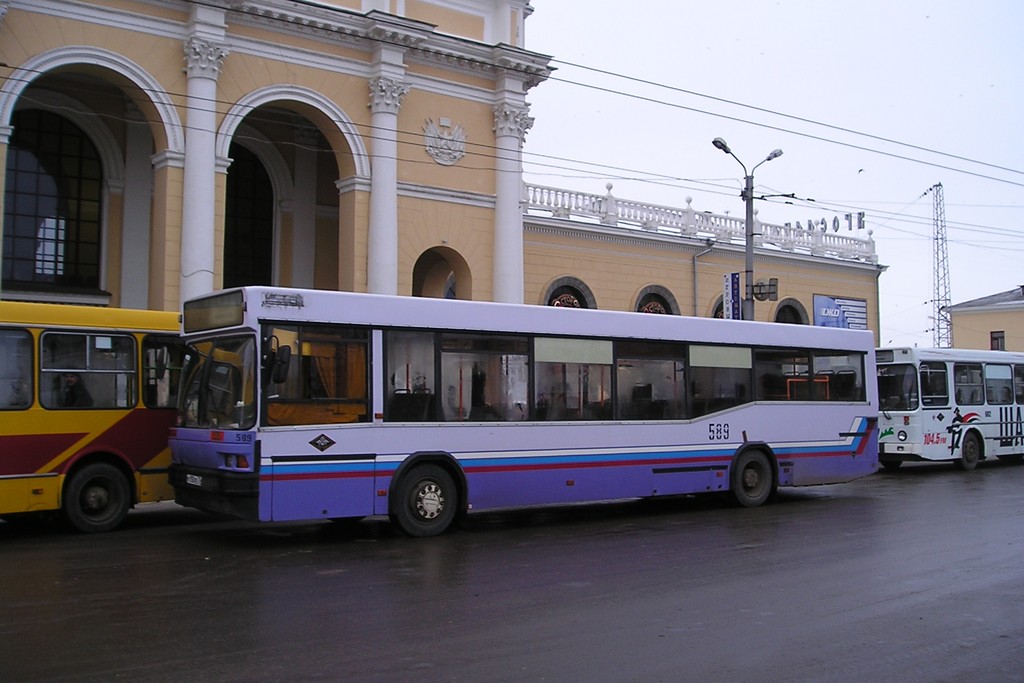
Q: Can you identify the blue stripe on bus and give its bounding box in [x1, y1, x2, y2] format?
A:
[261, 416, 874, 482]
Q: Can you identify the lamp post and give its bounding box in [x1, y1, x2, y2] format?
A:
[711, 137, 783, 321]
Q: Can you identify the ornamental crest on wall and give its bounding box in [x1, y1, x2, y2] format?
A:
[423, 117, 466, 166]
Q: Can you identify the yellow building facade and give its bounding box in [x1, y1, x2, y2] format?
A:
[0, 0, 883, 339]
[948, 287, 1024, 351]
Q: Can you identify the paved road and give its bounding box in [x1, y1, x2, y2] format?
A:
[2, 461, 1023, 682]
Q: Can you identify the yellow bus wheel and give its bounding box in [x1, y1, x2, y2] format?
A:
[63, 463, 131, 533]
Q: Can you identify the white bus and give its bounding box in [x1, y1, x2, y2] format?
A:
[169, 287, 878, 536]
[876, 347, 1024, 470]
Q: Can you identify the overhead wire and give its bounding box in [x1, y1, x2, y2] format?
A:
[2, 0, 1022, 242]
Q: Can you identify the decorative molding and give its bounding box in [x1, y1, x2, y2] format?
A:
[0, 46, 186, 154]
[423, 117, 466, 166]
[397, 181, 494, 209]
[493, 102, 533, 141]
[368, 76, 408, 114]
[152, 149, 185, 169]
[183, 37, 228, 79]
[217, 84, 371, 178]
[336, 176, 372, 195]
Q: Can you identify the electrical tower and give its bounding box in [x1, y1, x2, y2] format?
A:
[930, 183, 952, 348]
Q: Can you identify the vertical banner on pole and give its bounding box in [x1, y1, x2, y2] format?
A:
[723, 273, 740, 320]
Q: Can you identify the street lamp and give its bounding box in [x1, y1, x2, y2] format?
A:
[711, 137, 783, 321]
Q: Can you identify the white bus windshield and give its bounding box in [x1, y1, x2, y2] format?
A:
[877, 363, 918, 411]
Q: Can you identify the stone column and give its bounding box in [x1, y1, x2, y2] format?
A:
[492, 102, 533, 304]
[366, 75, 407, 295]
[180, 30, 227, 302]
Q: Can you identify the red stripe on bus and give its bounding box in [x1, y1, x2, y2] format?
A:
[69, 409, 178, 470]
[0, 433, 88, 475]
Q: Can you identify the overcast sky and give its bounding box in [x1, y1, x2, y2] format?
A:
[520, 0, 1023, 347]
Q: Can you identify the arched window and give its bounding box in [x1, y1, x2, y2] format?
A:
[774, 299, 808, 324]
[635, 286, 679, 315]
[3, 110, 103, 292]
[638, 294, 668, 314]
[549, 285, 585, 308]
[544, 277, 597, 309]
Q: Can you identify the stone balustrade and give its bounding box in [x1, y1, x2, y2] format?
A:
[523, 182, 877, 264]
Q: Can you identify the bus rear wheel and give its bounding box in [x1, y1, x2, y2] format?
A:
[955, 432, 981, 471]
[63, 463, 131, 533]
[390, 464, 457, 537]
[731, 450, 774, 507]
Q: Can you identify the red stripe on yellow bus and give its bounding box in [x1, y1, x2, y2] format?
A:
[66, 409, 178, 471]
[0, 433, 88, 475]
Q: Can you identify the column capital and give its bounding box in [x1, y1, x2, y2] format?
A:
[184, 37, 228, 79]
[368, 76, 409, 115]
[493, 102, 534, 142]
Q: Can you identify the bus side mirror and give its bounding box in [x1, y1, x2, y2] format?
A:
[271, 345, 291, 384]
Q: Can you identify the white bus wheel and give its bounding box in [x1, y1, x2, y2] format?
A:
[390, 464, 458, 537]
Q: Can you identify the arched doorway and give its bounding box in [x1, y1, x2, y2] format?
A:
[224, 142, 274, 288]
[412, 247, 471, 299]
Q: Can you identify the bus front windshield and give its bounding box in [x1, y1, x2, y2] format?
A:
[178, 336, 257, 429]
[877, 363, 918, 411]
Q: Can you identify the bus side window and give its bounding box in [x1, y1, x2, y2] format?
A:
[1015, 366, 1024, 404]
[440, 333, 528, 422]
[385, 331, 436, 422]
[143, 336, 186, 408]
[689, 345, 752, 416]
[754, 348, 807, 401]
[615, 340, 687, 420]
[919, 362, 949, 407]
[984, 364, 1013, 406]
[534, 338, 612, 421]
[40, 332, 136, 409]
[0, 328, 33, 409]
[953, 363, 984, 406]
[264, 324, 369, 426]
[812, 351, 866, 402]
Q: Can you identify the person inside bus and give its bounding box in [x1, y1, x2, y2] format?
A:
[58, 372, 93, 407]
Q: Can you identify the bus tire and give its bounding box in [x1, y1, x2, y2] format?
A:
[955, 432, 981, 471]
[731, 450, 773, 507]
[880, 460, 903, 471]
[63, 462, 131, 533]
[390, 464, 457, 537]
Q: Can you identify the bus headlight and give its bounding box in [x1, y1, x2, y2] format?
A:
[897, 431, 907, 441]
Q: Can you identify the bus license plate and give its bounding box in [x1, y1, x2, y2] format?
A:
[186, 474, 202, 487]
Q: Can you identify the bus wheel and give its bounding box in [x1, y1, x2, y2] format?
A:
[955, 433, 981, 471]
[881, 460, 903, 471]
[731, 450, 773, 507]
[390, 464, 457, 537]
[63, 463, 131, 533]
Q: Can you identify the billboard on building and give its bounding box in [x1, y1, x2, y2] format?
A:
[814, 294, 867, 329]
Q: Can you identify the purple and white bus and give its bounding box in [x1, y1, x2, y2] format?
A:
[169, 287, 878, 536]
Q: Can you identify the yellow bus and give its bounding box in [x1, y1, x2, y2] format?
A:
[0, 301, 184, 532]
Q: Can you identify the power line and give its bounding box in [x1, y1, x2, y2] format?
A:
[4, 1, 1023, 241]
